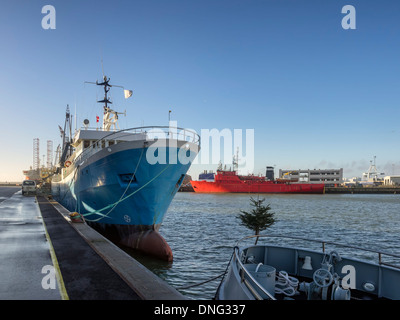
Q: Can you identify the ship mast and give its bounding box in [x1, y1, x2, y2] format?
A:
[232, 147, 239, 173]
[86, 75, 126, 131]
[58, 105, 73, 167]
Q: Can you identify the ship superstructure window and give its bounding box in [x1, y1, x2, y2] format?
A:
[84, 140, 90, 149]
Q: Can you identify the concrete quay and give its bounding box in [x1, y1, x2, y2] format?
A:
[0, 187, 184, 300]
[178, 185, 400, 194]
[325, 186, 400, 194]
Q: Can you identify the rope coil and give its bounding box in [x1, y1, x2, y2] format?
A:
[275, 270, 299, 296]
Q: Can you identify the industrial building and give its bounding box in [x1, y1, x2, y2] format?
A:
[279, 168, 343, 186]
[383, 176, 400, 186]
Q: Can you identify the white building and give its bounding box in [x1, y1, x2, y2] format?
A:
[383, 176, 400, 186]
[278, 168, 343, 186]
[342, 177, 361, 186]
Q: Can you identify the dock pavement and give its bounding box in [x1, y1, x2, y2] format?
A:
[0, 187, 184, 300]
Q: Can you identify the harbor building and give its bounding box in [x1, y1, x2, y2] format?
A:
[342, 177, 362, 186]
[383, 176, 400, 186]
[279, 168, 343, 186]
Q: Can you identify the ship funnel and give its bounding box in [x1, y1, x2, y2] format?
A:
[266, 166, 274, 181]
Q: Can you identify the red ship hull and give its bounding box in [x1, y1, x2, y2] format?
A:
[191, 171, 325, 194]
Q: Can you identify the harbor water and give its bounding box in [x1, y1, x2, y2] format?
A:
[125, 192, 400, 300]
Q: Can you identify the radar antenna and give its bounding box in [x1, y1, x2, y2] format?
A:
[84, 76, 128, 131]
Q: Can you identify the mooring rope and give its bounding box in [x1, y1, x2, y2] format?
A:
[177, 248, 236, 292]
[177, 273, 226, 290]
[81, 162, 172, 222]
[90, 147, 145, 219]
[57, 145, 171, 223]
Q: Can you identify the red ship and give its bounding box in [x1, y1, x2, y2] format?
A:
[191, 169, 325, 194]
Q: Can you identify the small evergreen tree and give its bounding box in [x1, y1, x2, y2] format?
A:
[237, 197, 276, 244]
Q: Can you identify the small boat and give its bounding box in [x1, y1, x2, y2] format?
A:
[216, 234, 400, 300]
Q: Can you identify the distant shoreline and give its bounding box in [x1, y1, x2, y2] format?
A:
[179, 185, 400, 194]
[3, 183, 399, 194]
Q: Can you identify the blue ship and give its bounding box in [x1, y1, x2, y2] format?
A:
[52, 76, 200, 261]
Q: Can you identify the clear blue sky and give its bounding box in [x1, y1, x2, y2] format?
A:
[0, 0, 399, 181]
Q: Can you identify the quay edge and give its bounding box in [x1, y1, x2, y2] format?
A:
[325, 186, 400, 194]
[40, 195, 186, 300]
[179, 185, 400, 194]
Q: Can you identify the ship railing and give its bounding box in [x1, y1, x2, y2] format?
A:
[137, 125, 200, 145]
[78, 125, 200, 144]
[73, 125, 200, 165]
[236, 234, 400, 270]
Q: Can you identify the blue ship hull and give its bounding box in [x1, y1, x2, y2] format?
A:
[52, 141, 197, 260]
